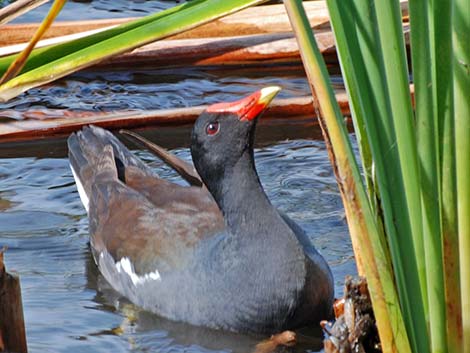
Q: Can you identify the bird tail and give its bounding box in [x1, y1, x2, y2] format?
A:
[67, 125, 154, 212]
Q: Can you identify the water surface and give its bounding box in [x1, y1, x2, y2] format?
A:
[0, 135, 356, 353]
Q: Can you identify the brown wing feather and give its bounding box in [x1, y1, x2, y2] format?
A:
[89, 157, 223, 276]
[69, 125, 224, 276]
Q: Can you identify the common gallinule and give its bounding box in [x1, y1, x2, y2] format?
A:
[68, 86, 334, 334]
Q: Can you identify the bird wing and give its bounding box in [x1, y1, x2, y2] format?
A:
[68, 126, 224, 278]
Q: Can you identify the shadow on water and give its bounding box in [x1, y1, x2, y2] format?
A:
[0, 118, 324, 158]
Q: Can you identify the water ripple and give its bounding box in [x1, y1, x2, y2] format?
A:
[6, 68, 312, 114]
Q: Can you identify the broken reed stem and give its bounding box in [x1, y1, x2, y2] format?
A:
[0, 249, 28, 353]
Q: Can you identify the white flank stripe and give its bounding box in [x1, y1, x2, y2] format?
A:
[115, 257, 161, 286]
[70, 164, 90, 213]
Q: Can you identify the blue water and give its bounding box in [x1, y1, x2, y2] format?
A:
[0, 1, 356, 352]
[9, 0, 174, 23]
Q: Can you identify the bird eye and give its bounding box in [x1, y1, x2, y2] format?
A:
[206, 122, 220, 136]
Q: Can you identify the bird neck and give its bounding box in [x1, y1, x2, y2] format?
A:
[213, 150, 276, 233]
